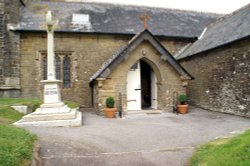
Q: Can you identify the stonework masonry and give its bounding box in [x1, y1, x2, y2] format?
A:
[20, 32, 189, 107]
[0, 4, 4, 85]
[0, 0, 23, 97]
[180, 38, 250, 117]
[93, 41, 186, 114]
[1, 1, 248, 119]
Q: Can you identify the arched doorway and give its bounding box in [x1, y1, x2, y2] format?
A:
[127, 59, 157, 111]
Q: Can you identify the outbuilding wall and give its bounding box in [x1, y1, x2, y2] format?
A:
[180, 38, 250, 117]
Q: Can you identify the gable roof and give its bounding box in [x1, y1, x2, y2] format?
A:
[17, 1, 219, 38]
[90, 29, 193, 83]
[176, 3, 250, 60]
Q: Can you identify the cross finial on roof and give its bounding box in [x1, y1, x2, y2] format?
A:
[140, 12, 151, 29]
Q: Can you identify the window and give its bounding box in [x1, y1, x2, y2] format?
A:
[63, 56, 71, 88]
[72, 14, 90, 25]
[130, 62, 138, 71]
[42, 53, 72, 88]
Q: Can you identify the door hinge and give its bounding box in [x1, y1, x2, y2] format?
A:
[127, 100, 136, 102]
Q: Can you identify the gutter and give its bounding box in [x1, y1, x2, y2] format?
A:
[178, 34, 250, 61]
[13, 29, 198, 40]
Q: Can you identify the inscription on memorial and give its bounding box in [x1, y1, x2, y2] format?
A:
[44, 87, 58, 95]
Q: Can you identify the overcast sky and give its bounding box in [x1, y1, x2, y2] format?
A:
[73, 0, 250, 13]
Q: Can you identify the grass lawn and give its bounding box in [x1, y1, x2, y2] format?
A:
[0, 98, 78, 109]
[190, 130, 250, 166]
[0, 106, 24, 124]
[0, 98, 40, 166]
[0, 124, 36, 166]
[0, 98, 79, 166]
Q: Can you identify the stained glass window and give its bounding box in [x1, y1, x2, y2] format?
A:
[55, 55, 61, 80]
[42, 53, 71, 88]
[43, 56, 47, 80]
[63, 55, 71, 88]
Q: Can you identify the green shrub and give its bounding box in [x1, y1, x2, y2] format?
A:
[106, 96, 115, 108]
[179, 94, 187, 105]
[64, 100, 79, 109]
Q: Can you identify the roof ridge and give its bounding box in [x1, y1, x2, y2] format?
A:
[177, 3, 250, 60]
[21, 1, 219, 38]
[205, 3, 250, 29]
[43, 0, 222, 16]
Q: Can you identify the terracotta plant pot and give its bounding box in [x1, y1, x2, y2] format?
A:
[103, 108, 117, 118]
[178, 104, 188, 114]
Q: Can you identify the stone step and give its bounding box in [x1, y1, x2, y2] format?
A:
[20, 109, 77, 122]
[14, 111, 82, 127]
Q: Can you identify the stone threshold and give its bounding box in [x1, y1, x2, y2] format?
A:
[125, 110, 162, 115]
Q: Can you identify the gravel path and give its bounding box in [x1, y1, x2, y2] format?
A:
[25, 107, 250, 166]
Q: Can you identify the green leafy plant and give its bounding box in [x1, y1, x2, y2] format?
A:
[64, 100, 79, 109]
[106, 96, 115, 108]
[179, 94, 187, 105]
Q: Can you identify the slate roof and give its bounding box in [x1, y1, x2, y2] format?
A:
[90, 29, 193, 83]
[176, 3, 250, 60]
[17, 1, 219, 38]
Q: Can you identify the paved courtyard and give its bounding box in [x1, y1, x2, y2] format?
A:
[25, 107, 250, 166]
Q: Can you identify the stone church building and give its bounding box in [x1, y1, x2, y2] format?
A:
[0, 0, 249, 117]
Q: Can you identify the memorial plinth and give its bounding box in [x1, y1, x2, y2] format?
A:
[14, 11, 82, 127]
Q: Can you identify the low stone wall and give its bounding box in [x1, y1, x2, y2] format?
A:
[11, 105, 29, 114]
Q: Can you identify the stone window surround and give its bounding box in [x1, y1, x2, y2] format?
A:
[36, 51, 77, 89]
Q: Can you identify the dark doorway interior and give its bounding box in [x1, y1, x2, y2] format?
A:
[140, 60, 151, 109]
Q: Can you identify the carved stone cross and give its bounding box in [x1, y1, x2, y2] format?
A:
[46, 11, 56, 80]
[140, 12, 151, 29]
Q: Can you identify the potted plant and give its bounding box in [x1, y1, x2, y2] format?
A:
[177, 94, 188, 114]
[103, 96, 117, 118]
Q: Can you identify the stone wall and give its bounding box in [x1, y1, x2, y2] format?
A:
[0, 3, 4, 85]
[93, 41, 186, 114]
[20, 32, 189, 107]
[180, 38, 250, 117]
[0, 0, 22, 97]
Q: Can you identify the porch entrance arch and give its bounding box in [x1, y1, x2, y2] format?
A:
[126, 59, 160, 111]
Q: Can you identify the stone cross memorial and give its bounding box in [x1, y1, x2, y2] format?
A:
[41, 11, 64, 111]
[14, 11, 82, 127]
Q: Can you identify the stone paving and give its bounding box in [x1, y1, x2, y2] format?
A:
[25, 107, 250, 166]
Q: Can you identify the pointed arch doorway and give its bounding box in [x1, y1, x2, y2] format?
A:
[127, 59, 157, 111]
